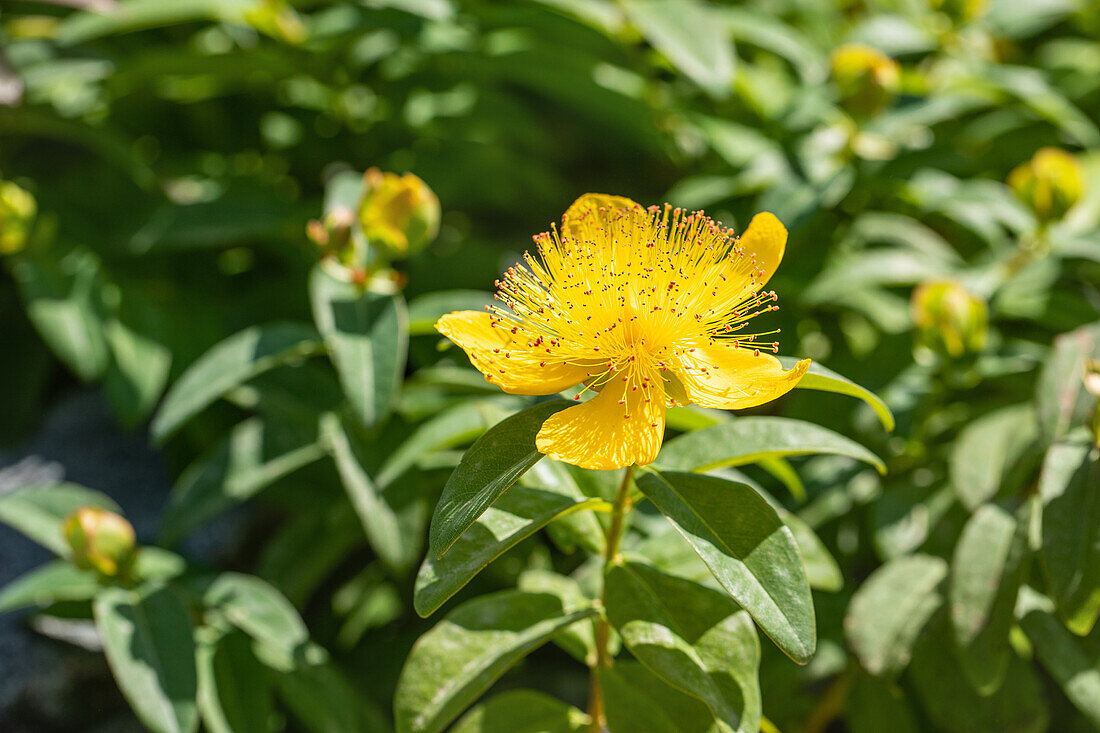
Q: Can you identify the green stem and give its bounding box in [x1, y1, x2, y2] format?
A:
[587, 464, 637, 732]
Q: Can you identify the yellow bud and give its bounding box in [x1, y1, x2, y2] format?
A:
[0, 180, 37, 255]
[62, 507, 136, 578]
[358, 168, 441, 259]
[911, 280, 988, 358]
[1008, 148, 1085, 224]
[829, 44, 900, 118]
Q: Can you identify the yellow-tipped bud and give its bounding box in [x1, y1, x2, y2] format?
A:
[830, 44, 901, 118]
[1008, 148, 1085, 224]
[911, 280, 988, 358]
[358, 168, 440, 259]
[0, 180, 37, 255]
[62, 507, 136, 578]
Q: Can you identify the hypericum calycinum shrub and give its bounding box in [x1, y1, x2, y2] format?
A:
[394, 194, 890, 733]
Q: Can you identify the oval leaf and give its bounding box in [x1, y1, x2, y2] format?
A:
[428, 400, 572, 557]
[1039, 434, 1100, 635]
[605, 562, 761, 733]
[656, 416, 885, 475]
[152, 322, 320, 444]
[202, 572, 309, 672]
[414, 483, 603, 617]
[0, 561, 99, 613]
[395, 590, 597, 733]
[0, 482, 120, 555]
[94, 584, 198, 733]
[949, 404, 1039, 510]
[779, 357, 895, 431]
[451, 690, 589, 733]
[950, 504, 1029, 693]
[309, 266, 407, 429]
[636, 470, 816, 663]
[160, 417, 326, 547]
[322, 412, 405, 572]
[845, 554, 947, 677]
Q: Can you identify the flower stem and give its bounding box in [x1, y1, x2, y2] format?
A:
[587, 464, 637, 732]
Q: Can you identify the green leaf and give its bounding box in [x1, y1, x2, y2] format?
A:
[451, 690, 589, 733]
[321, 412, 405, 572]
[1017, 587, 1100, 728]
[949, 404, 1039, 509]
[378, 397, 520, 489]
[160, 417, 327, 547]
[196, 629, 272, 733]
[622, 0, 734, 99]
[521, 459, 607, 555]
[407, 290, 495, 336]
[202, 573, 309, 672]
[1035, 321, 1100, 444]
[428, 400, 571, 557]
[94, 584, 199, 733]
[152, 322, 320, 444]
[0, 483, 120, 555]
[848, 671, 921, 733]
[636, 470, 815, 663]
[0, 561, 99, 612]
[845, 554, 947, 677]
[950, 504, 1029, 693]
[517, 570, 601, 665]
[1039, 434, 1100, 635]
[104, 317, 172, 426]
[605, 562, 761, 733]
[779, 357, 895, 432]
[656, 416, 884, 475]
[909, 621, 1048, 733]
[600, 661, 726, 733]
[394, 590, 597, 733]
[414, 482, 603, 617]
[277, 658, 392, 733]
[309, 266, 407, 429]
[783, 512, 843, 593]
[13, 250, 109, 382]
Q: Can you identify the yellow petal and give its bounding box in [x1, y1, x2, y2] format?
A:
[536, 369, 665, 470]
[436, 311, 590, 396]
[674, 344, 809, 410]
[738, 212, 788, 293]
[561, 193, 640, 241]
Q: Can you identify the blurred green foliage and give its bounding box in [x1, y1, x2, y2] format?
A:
[2, 0, 1100, 731]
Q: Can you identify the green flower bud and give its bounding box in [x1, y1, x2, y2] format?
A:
[911, 279, 988, 358]
[0, 180, 37, 255]
[62, 507, 136, 578]
[1008, 148, 1085, 224]
[830, 44, 900, 118]
[358, 168, 440, 259]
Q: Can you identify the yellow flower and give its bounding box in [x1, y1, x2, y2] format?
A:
[436, 194, 809, 470]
